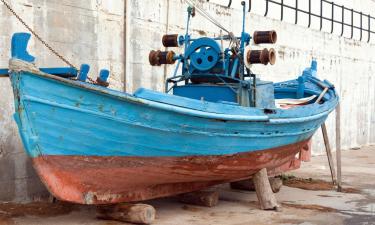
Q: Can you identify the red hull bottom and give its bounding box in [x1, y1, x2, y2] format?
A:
[32, 139, 311, 204]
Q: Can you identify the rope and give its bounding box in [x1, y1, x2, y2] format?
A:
[1, 0, 78, 70]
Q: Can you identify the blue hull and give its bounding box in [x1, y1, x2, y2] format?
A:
[10, 62, 338, 158]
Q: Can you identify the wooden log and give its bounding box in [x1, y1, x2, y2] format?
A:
[253, 168, 279, 210]
[269, 177, 283, 193]
[321, 123, 337, 185]
[336, 103, 342, 192]
[178, 190, 219, 207]
[230, 177, 283, 193]
[96, 203, 156, 224]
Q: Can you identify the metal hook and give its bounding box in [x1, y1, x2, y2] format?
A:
[264, 0, 269, 16]
[228, 0, 232, 8]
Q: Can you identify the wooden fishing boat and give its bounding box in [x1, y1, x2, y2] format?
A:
[2, 3, 338, 205]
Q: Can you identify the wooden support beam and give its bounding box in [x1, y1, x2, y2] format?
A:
[321, 122, 337, 185]
[253, 168, 279, 210]
[96, 203, 156, 224]
[178, 190, 219, 207]
[336, 103, 342, 192]
[230, 177, 283, 193]
[269, 177, 283, 193]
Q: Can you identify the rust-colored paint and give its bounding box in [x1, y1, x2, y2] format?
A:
[300, 140, 312, 162]
[32, 139, 310, 205]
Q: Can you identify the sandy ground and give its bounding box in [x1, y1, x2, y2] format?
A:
[0, 146, 374, 225]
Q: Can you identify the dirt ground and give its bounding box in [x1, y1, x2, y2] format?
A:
[0, 146, 374, 225]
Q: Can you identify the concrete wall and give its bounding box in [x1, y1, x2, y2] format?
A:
[0, 0, 124, 202]
[0, 0, 374, 202]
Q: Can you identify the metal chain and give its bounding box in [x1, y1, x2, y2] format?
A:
[1, 0, 78, 70]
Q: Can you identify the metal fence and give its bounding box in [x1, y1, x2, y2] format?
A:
[207, 0, 375, 43]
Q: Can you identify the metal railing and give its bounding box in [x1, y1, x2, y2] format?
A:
[206, 0, 375, 43]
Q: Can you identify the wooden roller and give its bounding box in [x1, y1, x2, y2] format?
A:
[162, 34, 180, 47]
[253, 30, 277, 44]
[149, 50, 176, 66]
[246, 48, 276, 65]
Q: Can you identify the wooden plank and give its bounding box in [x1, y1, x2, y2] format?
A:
[0, 67, 77, 78]
[178, 190, 219, 207]
[39, 67, 78, 78]
[321, 123, 337, 185]
[336, 103, 342, 192]
[315, 86, 337, 185]
[96, 203, 156, 224]
[253, 168, 279, 210]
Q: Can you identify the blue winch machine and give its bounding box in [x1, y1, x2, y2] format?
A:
[149, 1, 278, 108]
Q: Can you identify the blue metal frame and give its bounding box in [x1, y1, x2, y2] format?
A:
[165, 2, 253, 98]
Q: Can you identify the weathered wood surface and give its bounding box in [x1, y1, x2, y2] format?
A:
[230, 177, 283, 193]
[178, 190, 219, 207]
[96, 203, 156, 224]
[336, 103, 342, 192]
[32, 139, 309, 204]
[321, 123, 337, 185]
[253, 168, 279, 210]
[269, 177, 283, 193]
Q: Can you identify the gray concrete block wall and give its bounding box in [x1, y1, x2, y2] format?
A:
[0, 0, 124, 202]
[0, 0, 374, 202]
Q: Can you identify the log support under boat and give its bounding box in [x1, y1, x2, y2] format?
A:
[230, 177, 283, 193]
[253, 168, 280, 210]
[177, 190, 219, 207]
[96, 203, 156, 225]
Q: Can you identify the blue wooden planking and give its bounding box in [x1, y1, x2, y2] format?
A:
[173, 85, 237, 103]
[1, 68, 77, 78]
[134, 87, 267, 117]
[10, 70, 338, 158]
[0, 69, 9, 76]
[39, 67, 78, 78]
[11, 33, 35, 63]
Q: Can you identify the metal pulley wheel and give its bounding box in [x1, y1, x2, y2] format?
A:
[185, 37, 221, 71]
